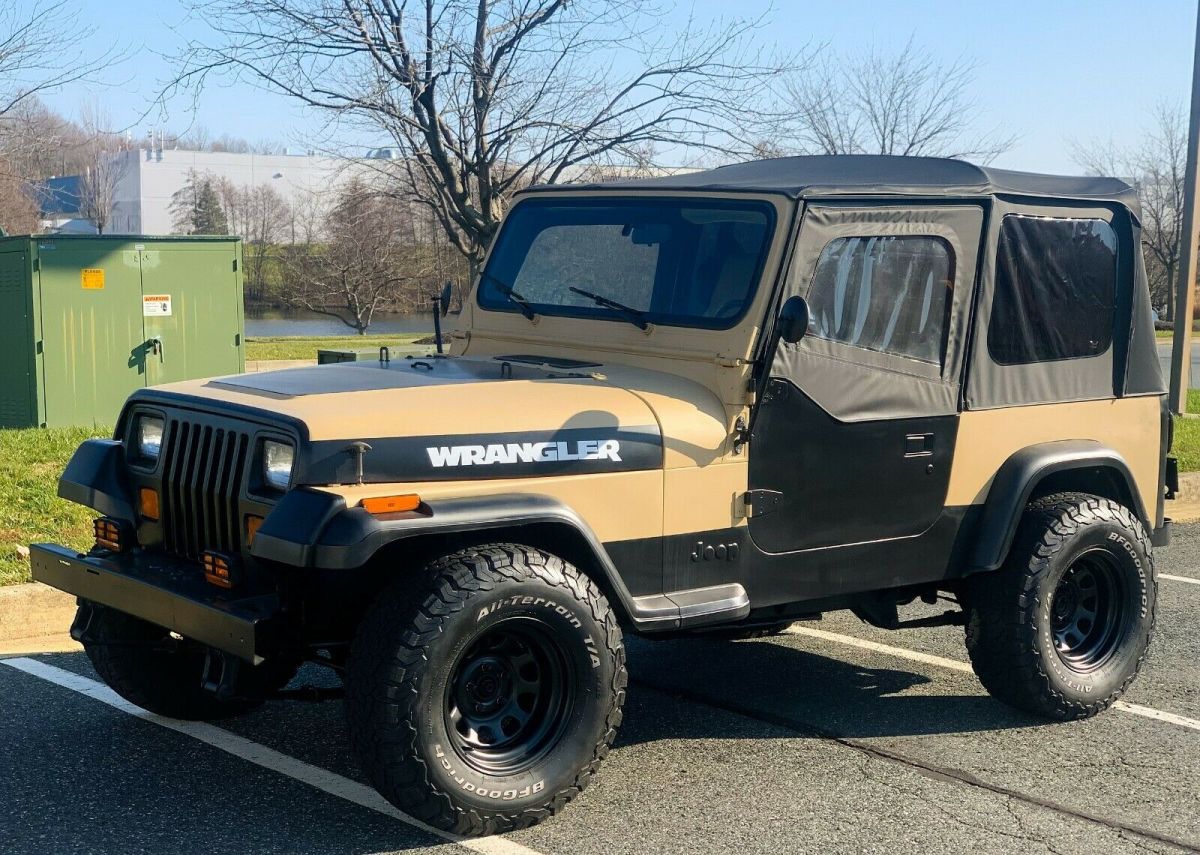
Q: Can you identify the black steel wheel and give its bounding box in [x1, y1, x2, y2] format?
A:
[446, 619, 574, 775]
[963, 493, 1156, 720]
[345, 544, 626, 836]
[1050, 550, 1131, 672]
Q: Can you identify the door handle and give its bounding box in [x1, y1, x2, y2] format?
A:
[904, 433, 934, 457]
[148, 338, 164, 363]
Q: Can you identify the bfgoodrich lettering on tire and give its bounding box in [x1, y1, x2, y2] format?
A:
[345, 544, 627, 835]
[962, 493, 1157, 720]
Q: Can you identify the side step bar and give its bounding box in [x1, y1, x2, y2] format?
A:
[631, 584, 750, 632]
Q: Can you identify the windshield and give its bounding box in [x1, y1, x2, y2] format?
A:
[478, 197, 775, 329]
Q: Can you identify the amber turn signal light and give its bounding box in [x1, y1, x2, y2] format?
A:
[201, 551, 235, 589]
[245, 514, 264, 546]
[138, 487, 160, 521]
[360, 494, 422, 515]
[93, 517, 130, 552]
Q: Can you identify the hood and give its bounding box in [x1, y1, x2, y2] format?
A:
[134, 354, 681, 485]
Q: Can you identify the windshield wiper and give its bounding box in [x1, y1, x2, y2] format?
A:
[568, 286, 650, 331]
[481, 270, 536, 320]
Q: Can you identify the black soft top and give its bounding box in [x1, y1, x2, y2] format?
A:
[525, 155, 1138, 208]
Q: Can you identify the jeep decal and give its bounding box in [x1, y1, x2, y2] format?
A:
[427, 439, 621, 468]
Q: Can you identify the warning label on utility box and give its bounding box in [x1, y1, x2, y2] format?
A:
[142, 295, 172, 316]
[81, 269, 104, 290]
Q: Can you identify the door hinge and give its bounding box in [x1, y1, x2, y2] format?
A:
[742, 489, 782, 518]
[32, 258, 40, 272]
[232, 258, 238, 272]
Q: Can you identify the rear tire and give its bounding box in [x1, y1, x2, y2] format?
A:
[962, 493, 1156, 720]
[81, 603, 298, 720]
[345, 543, 626, 835]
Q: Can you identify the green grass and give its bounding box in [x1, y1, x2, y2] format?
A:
[1173, 390, 1200, 473]
[0, 426, 110, 586]
[245, 334, 429, 362]
[1155, 325, 1200, 339]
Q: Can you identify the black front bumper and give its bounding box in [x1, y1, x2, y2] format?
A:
[30, 544, 282, 663]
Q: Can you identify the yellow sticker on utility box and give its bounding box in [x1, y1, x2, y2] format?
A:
[81, 268, 104, 290]
[142, 295, 172, 316]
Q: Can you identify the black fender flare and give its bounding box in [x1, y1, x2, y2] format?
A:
[57, 439, 134, 521]
[250, 488, 657, 626]
[966, 440, 1151, 573]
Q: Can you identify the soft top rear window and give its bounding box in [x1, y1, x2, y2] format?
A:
[478, 197, 774, 330]
[987, 215, 1118, 365]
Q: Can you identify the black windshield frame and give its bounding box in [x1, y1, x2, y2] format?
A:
[477, 196, 777, 330]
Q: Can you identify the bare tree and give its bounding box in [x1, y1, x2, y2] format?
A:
[239, 184, 292, 302]
[780, 39, 1013, 161]
[76, 107, 127, 234]
[284, 179, 431, 334]
[1073, 103, 1185, 319]
[0, 98, 91, 180]
[173, 0, 799, 273]
[0, 1, 115, 120]
[0, 155, 38, 234]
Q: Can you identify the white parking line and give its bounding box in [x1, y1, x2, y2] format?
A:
[1162, 573, 1200, 586]
[785, 626, 1200, 734]
[0, 657, 544, 855]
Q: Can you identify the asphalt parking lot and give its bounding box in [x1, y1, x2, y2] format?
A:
[3, 528, 1199, 855]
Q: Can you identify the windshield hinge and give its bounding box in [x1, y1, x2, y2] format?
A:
[732, 415, 750, 455]
[715, 354, 748, 367]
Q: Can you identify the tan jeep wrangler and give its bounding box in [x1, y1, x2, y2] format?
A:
[32, 155, 1174, 834]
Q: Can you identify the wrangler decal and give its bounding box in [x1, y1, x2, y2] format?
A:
[427, 439, 621, 468]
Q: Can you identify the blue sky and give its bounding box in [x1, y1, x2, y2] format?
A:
[32, 0, 1200, 173]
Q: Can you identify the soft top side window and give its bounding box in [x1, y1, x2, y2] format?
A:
[987, 215, 1117, 365]
[805, 235, 954, 365]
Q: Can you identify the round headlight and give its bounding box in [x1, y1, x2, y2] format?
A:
[263, 440, 294, 490]
[136, 416, 164, 460]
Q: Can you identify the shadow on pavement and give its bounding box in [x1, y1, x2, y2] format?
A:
[622, 635, 1046, 742]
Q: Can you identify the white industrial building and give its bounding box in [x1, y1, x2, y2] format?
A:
[106, 147, 372, 235]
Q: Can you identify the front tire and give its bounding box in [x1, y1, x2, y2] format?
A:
[345, 544, 627, 835]
[81, 603, 298, 720]
[962, 493, 1156, 720]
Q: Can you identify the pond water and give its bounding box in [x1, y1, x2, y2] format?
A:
[245, 307, 435, 337]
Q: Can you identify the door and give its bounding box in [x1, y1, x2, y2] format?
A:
[142, 242, 244, 386]
[36, 239, 149, 427]
[748, 204, 984, 554]
[0, 244, 36, 427]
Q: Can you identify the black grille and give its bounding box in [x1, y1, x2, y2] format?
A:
[160, 418, 251, 560]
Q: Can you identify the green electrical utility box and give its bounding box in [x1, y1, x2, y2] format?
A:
[0, 235, 245, 428]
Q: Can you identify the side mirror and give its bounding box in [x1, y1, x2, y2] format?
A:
[777, 295, 810, 344]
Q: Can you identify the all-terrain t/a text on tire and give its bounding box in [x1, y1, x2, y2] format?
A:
[345, 544, 627, 835]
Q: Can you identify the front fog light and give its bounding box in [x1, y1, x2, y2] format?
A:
[136, 416, 164, 460]
[263, 440, 294, 490]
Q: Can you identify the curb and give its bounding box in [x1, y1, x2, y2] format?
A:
[0, 582, 77, 644]
[1168, 472, 1200, 525]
